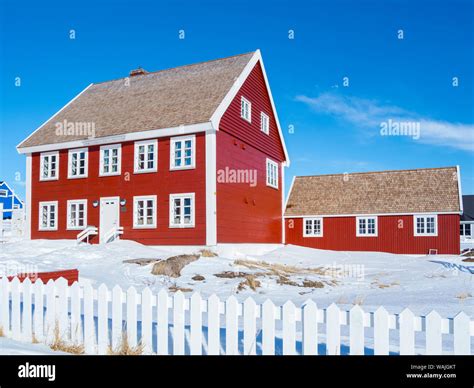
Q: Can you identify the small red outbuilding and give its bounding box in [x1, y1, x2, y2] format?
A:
[284, 167, 462, 255]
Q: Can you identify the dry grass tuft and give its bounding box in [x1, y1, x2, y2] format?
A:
[0, 326, 4, 337]
[237, 275, 261, 292]
[234, 259, 327, 277]
[353, 296, 366, 306]
[168, 285, 193, 293]
[191, 274, 205, 281]
[31, 332, 40, 344]
[302, 279, 324, 288]
[49, 325, 85, 354]
[108, 332, 144, 355]
[455, 292, 472, 300]
[199, 249, 218, 258]
[276, 275, 299, 287]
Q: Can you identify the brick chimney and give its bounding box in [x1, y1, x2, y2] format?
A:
[129, 67, 148, 77]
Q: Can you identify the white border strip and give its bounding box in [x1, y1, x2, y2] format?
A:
[284, 211, 461, 218]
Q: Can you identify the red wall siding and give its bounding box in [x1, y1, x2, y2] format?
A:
[31, 134, 207, 245]
[285, 214, 460, 254]
[216, 131, 282, 243]
[216, 61, 286, 243]
[219, 62, 286, 162]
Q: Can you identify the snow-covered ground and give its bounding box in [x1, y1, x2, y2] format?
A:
[0, 337, 65, 355]
[0, 238, 472, 317]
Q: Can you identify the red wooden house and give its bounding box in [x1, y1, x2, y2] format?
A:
[17, 51, 289, 245]
[284, 167, 462, 254]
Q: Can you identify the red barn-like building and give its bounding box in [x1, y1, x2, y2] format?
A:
[284, 167, 462, 255]
[17, 51, 289, 245]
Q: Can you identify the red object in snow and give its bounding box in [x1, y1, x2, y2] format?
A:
[6, 269, 79, 286]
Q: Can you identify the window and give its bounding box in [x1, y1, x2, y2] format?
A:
[13, 204, 20, 210]
[134, 140, 157, 173]
[303, 218, 323, 237]
[266, 158, 278, 189]
[356, 216, 378, 236]
[40, 151, 59, 181]
[0, 189, 7, 197]
[170, 136, 195, 170]
[68, 148, 88, 178]
[414, 215, 437, 236]
[460, 223, 472, 238]
[260, 112, 269, 135]
[67, 200, 87, 230]
[100, 144, 121, 176]
[133, 196, 157, 228]
[39, 201, 58, 231]
[241, 96, 251, 122]
[169, 193, 195, 228]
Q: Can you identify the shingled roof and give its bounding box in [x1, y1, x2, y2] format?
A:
[18, 52, 255, 149]
[285, 167, 461, 216]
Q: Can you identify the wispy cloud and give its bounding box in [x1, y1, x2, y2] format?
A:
[296, 93, 474, 152]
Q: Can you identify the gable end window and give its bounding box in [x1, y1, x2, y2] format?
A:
[303, 217, 323, 237]
[40, 152, 59, 181]
[260, 112, 269, 135]
[133, 196, 157, 228]
[39, 201, 58, 231]
[169, 193, 195, 228]
[240, 97, 251, 123]
[356, 216, 378, 237]
[99, 144, 121, 176]
[414, 215, 438, 236]
[170, 136, 195, 170]
[134, 140, 158, 173]
[266, 159, 279, 189]
[67, 200, 87, 230]
[0, 189, 7, 197]
[68, 148, 88, 178]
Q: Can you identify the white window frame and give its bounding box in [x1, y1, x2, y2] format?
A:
[13, 203, 20, 209]
[0, 189, 7, 197]
[38, 201, 58, 231]
[303, 217, 323, 237]
[67, 199, 88, 230]
[68, 148, 88, 179]
[134, 139, 158, 174]
[460, 222, 473, 238]
[414, 214, 438, 236]
[266, 158, 279, 189]
[241, 96, 251, 123]
[260, 112, 269, 135]
[169, 193, 195, 228]
[99, 144, 122, 176]
[356, 216, 378, 237]
[39, 151, 59, 181]
[133, 195, 157, 229]
[170, 135, 196, 171]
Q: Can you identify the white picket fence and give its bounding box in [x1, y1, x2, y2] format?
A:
[0, 276, 472, 355]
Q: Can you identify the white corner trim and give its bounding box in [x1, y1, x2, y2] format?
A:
[281, 164, 286, 244]
[205, 130, 217, 245]
[25, 154, 32, 239]
[17, 84, 93, 150]
[284, 175, 296, 211]
[457, 165, 463, 214]
[17, 122, 213, 155]
[209, 49, 290, 166]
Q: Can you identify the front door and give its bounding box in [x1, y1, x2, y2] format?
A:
[100, 197, 120, 243]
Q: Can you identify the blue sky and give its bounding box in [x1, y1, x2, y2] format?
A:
[0, 0, 473, 200]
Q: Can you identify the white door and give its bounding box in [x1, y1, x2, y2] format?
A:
[100, 197, 120, 243]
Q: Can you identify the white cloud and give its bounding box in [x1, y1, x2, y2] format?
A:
[296, 92, 474, 152]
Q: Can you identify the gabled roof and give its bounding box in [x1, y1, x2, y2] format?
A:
[0, 181, 24, 203]
[285, 167, 462, 217]
[461, 195, 474, 221]
[18, 52, 255, 149]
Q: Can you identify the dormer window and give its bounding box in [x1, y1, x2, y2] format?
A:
[260, 112, 269, 135]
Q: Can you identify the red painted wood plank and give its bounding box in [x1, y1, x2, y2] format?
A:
[6, 269, 79, 286]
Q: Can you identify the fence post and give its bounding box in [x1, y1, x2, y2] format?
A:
[45, 279, 56, 343]
[56, 278, 68, 341]
[141, 287, 153, 355]
[111, 285, 123, 352]
[282, 301, 296, 355]
[262, 299, 276, 355]
[11, 277, 21, 340]
[157, 289, 169, 355]
[302, 300, 318, 355]
[33, 279, 44, 342]
[350, 305, 365, 355]
[326, 303, 341, 355]
[83, 283, 95, 354]
[172, 291, 185, 355]
[126, 286, 137, 348]
[97, 284, 109, 355]
[425, 310, 442, 355]
[399, 308, 415, 355]
[190, 292, 203, 355]
[70, 282, 81, 344]
[22, 278, 33, 342]
[0, 276, 10, 337]
[453, 312, 470, 355]
[243, 297, 257, 355]
[225, 296, 239, 355]
[207, 294, 221, 355]
[374, 306, 389, 355]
